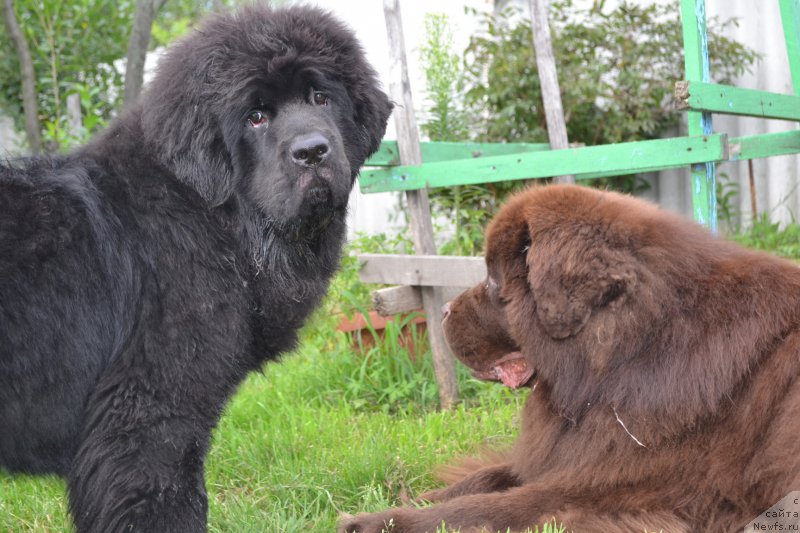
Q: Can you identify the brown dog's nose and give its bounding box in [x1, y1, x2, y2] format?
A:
[441, 301, 451, 319]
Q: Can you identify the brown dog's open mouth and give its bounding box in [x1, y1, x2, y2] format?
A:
[471, 351, 534, 389]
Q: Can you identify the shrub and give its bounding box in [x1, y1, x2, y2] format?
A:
[417, 2, 758, 254]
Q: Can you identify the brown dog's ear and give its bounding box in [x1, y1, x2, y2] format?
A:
[527, 233, 635, 340]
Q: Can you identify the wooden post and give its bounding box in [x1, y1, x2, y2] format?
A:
[748, 159, 757, 220]
[382, 0, 459, 408]
[780, 0, 800, 95]
[681, 0, 717, 232]
[66, 93, 82, 141]
[529, 0, 574, 184]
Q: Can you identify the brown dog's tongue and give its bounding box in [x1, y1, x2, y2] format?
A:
[493, 352, 534, 389]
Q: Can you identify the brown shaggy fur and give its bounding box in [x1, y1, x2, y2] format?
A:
[339, 184, 800, 533]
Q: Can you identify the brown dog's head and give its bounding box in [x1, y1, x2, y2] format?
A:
[443, 185, 642, 389]
[442, 184, 732, 423]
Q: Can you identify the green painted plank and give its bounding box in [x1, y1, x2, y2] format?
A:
[681, 0, 717, 231]
[359, 134, 728, 193]
[676, 81, 800, 121]
[729, 129, 800, 161]
[780, 0, 800, 95]
[365, 141, 550, 167]
[577, 164, 695, 182]
[681, 0, 706, 88]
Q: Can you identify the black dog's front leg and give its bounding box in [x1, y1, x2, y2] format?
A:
[67, 374, 213, 533]
[62, 247, 251, 533]
[66, 311, 246, 532]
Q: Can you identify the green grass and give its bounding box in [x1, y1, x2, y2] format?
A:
[0, 319, 529, 532]
[204, 323, 529, 532]
[731, 215, 800, 260]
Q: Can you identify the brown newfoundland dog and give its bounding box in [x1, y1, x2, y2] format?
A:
[340, 184, 800, 533]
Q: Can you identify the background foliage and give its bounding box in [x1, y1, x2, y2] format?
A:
[418, 13, 493, 256]
[466, 1, 757, 147]
[417, 1, 758, 254]
[0, 0, 134, 148]
[0, 0, 235, 151]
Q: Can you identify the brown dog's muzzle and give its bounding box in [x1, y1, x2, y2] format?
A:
[442, 284, 534, 389]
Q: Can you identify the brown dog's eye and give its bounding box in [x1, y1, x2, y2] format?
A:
[247, 110, 268, 127]
[486, 276, 508, 305]
[313, 91, 329, 106]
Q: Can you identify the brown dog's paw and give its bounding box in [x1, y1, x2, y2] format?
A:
[416, 487, 448, 504]
[337, 512, 395, 533]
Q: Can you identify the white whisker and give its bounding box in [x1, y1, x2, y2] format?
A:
[612, 406, 647, 448]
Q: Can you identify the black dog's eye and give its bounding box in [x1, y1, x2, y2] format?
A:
[247, 110, 268, 127]
[312, 91, 329, 106]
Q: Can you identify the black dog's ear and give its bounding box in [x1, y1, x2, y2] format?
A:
[527, 230, 635, 340]
[140, 42, 236, 208]
[352, 86, 393, 164]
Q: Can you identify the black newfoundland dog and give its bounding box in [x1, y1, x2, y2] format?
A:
[0, 5, 390, 532]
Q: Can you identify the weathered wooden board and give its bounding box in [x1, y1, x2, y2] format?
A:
[676, 81, 800, 122]
[359, 134, 728, 193]
[358, 254, 486, 288]
[383, 0, 458, 408]
[371, 285, 472, 317]
[529, 0, 574, 184]
[780, 0, 800, 94]
[729, 130, 800, 161]
[681, 0, 717, 232]
[366, 141, 550, 167]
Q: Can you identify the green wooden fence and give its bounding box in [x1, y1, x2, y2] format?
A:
[363, 0, 800, 231]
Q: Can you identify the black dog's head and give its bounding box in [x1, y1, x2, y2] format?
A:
[139, 5, 392, 238]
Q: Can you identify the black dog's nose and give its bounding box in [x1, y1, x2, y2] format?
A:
[291, 133, 330, 167]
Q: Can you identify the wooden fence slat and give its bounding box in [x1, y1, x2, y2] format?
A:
[363, 131, 797, 193]
[780, 0, 800, 95]
[729, 130, 800, 161]
[529, 0, 574, 184]
[358, 254, 486, 287]
[66, 93, 82, 140]
[366, 141, 550, 167]
[675, 81, 800, 121]
[372, 285, 473, 317]
[383, 0, 458, 408]
[681, 0, 717, 231]
[360, 134, 728, 193]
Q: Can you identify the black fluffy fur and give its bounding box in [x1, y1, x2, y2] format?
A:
[0, 5, 391, 532]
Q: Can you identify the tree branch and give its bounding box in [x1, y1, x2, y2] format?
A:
[123, 0, 165, 109]
[2, 0, 43, 154]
